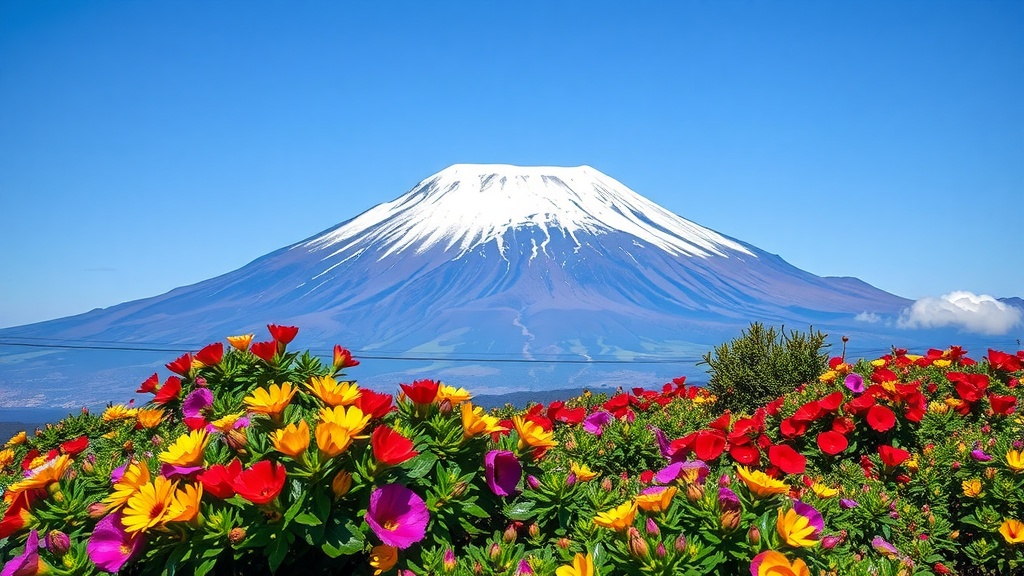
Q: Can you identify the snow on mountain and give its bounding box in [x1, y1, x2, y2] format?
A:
[0, 164, 1014, 408]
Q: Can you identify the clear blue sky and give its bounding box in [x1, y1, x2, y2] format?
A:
[1, 1, 1021, 329]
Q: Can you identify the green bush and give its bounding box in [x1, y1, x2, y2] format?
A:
[700, 322, 829, 414]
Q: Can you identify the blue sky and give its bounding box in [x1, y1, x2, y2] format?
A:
[1, 1, 1021, 329]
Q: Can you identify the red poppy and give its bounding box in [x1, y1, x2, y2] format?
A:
[332, 345, 360, 370]
[0, 489, 43, 539]
[828, 356, 846, 369]
[843, 393, 876, 415]
[865, 405, 896, 432]
[708, 412, 731, 431]
[765, 397, 785, 416]
[903, 391, 927, 423]
[400, 379, 439, 405]
[165, 353, 193, 376]
[729, 442, 761, 466]
[988, 349, 1022, 372]
[355, 390, 394, 419]
[878, 445, 911, 468]
[552, 406, 586, 425]
[250, 341, 278, 364]
[639, 470, 655, 484]
[872, 367, 898, 384]
[153, 376, 182, 405]
[195, 342, 224, 367]
[372, 426, 418, 466]
[768, 444, 806, 474]
[914, 357, 933, 368]
[59, 435, 89, 456]
[20, 449, 40, 471]
[694, 429, 726, 461]
[603, 394, 633, 419]
[267, 324, 299, 345]
[831, 416, 856, 435]
[779, 417, 807, 439]
[989, 394, 1017, 416]
[816, 431, 848, 455]
[136, 373, 159, 394]
[233, 460, 287, 505]
[819, 392, 844, 413]
[948, 372, 989, 403]
[198, 459, 243, 499]
[792, 401, 822, 423]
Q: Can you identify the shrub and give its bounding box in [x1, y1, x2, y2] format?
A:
[700, 322, 829, 414]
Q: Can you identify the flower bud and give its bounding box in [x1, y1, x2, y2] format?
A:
[557, 537, 571, 549]
[439, 399, 453, 415]
[720, 510, 740, 531]
[443, 549, 456, 572]
[45, 530, 71, 557]
[517, 559, 534, 575]
[87, 502, 106, 519]
[331, 470, 352, 498]
[503, 525, 518, 543]
[601, 477, 614, 492]
[474, 561, 483, 575]
[656, 543, 667, 558]
[985, 467, 997, 480]
[528, 523, 540, 539]
[228, 527, 246, 544]
[674, 534, 687, 553]
[526, 475, 541, 490]
[225, 429, 247, 451]
[489, 542, 501, 561]
[452, 481, 468, 498]
[718, 474, 731, 487]
[645, 517, 659, 536]
[565, 472, 577, 487]
[822, 535, 841, 549]
[747, 526, 760, 545]
[686, 483, 705, 502]
[627, 528, 649, 558]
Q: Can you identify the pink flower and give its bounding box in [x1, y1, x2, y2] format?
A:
[582, 411, 612, 435]
[88, 513, 143, 573]
[484, 450, 522, 497]
[365, 484, 429, 549]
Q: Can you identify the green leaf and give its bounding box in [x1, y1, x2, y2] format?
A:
[322, 520, 364, 558]
[504, 500, 536, 521]
[462, 502, 490, 518]
[294, 512, 321, 526]
[406, 453, 438, 479]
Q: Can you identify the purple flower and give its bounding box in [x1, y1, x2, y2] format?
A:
[182, 388, 214, 419]
[678, 460, 710, 484]
[654, 462, 682, 484]
[159, 463, 205, 479]
[516, 559, 533, 575]
[970, 449, 992, 462]
[110, 462, 127, 484]
[821, 534, 842, 549]
[718, 487, 741, 512]
[840, 498, 859, 509]
[484, 450, 522, 497]
[871, 536, 899, 558]
[526, 475, 541, 490]
[2, 530, 41, 576]
[793, 500, 824, 538]
[650, 426, 673, 459]
[583, 411, 612, 436]
[88, 513, 143, 573]
[365, 484, 429, 549]
[845, 373, 865, 394]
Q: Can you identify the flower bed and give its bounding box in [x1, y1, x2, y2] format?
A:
[0, 325, 1022, 575]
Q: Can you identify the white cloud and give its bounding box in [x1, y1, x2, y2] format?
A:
[855, 311, 881, 323]
[898, 291, 1022, 335]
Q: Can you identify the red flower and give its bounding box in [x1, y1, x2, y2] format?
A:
[267, 324, 299, 345]
[199, 459, 243, 499]
[603, 394, 633, 419]
[865, 405, 896, 432]
[693, 429, 726, 461]
[332, 345, 360, 370]
[153, 376, 182, 405]
[792, 401, 822, 423]
[708, 412, 731, 431]
[195, 342, 224, 367]
[779, 417, 807, 439]
[767, 444, 806, 474]
[355, 390, 394, 419]
[165, 353, 193, 376]
[729, 442, 761, 466]
[233, 460, 287, 505]
[878, 445, 911, 468]
[872, 368, 898, 384]
[818, 392, 844, 413]
[59, 435, 89, 456]
[136, 373, 159, 394]
[551, 406, 586, 425]
[371, 426, 419, 466]
[0, 489, 43, 539]
[639, 470, 655, 484]
[831, 416, 856, 435]
[401, 379, 439, 405]
[843, 393, 876, 415]
[250, 341, 278, 364]
[988, 349, 1022, 372]
[989, 393, 1017, 416]
[817, 431, 849, 455]
[765, 397, 785, 416]
[948, 372, 989, 403]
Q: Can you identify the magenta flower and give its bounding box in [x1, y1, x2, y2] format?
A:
[871, 536, 899, 558]
[654, 461, 682, 484]
[583, 411, 612, 435]
[485, 450, 522, 497]
[840, 498, 859, 509]
[970, 449, 992, 462]
[845, 373, 865, 394]
[718, 487, 741, 512]
[365, 484, 429, 549]
[793, 500, 824, 537]
[182, 388, 214, 419]
[1, 530, 42, 576]
[88, 513, 143, 573]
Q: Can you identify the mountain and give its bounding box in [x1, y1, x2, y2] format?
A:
[0, 164, 1012, 408]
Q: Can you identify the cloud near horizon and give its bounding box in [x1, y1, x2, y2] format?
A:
[897, 291, 1022, 335]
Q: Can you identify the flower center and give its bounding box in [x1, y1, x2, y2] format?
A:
[383, 519, 399, 531]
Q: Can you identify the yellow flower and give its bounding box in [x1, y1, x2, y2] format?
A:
[928, 401, 950, 414]
[306, 375, 361, 407]
[905, 459, 919, 473]
[135, 408, 165, 429]
[369, 544, 398, 575]
[319, 405, 371, 437]
[271, 420, 310, 459]
[123, 476, 178, 533]
[159, 430, 209, 468]
[736, 466, 789, 499]
[818, 370, 837, 384]
[999, 519, 1024, 544]
[103, 404, 138, 422]
[5, 454, 71, 495]
[905, 354, 923, 362]
[208, 413, 245, 433]
[556, 552, 595, 576]
[593, 500, 637, 531]
[777, 506, 821, 548]
[1006, 449, 1024, 474]
[227, 333, 254, 351]
[944, 398, 964, 411]
[512, 415, 558, 454]
[0, 448, 14, 468]
[331, 470, 352, 498]
[461, 402, 507, 438]
[167, 482, 203, 524]
[635, 486, 677, 513]
[962, 478, 982, 498]
[105, 459, 151, 511]
[315, 422, 354, 458]
[870, 358, 887, 368]
[6, 431, 27, 446]
[244, 382, 297, 418]
[436, 383, 472, 405]
[571, 462, 598, 482]
[811, 483, 839, 499]
[933, 359, 952, 368]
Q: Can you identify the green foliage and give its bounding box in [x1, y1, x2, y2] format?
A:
[700, 322, 829, 414]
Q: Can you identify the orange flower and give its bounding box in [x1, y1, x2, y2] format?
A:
[319, 405, 370, 437]
[1000, 519, 1024, 544]
[635, 486, 677, 513]
[750, 551, 810, 576]
[0, 448, 14, 468]
[315, 422, 354, 458]
[331, 470, 352, 498]
[593, 500, 637, 531]
[461, 402, 507, 438]
[736, 466, 789, 499]
[159, 430, 209, 468]
[135, 408, 165, 429]
[512, 415, 557, 455]
[227, 333, 254, 351]
[369, 544, 398, 575]
[556, 552, 594, 576]
[271, 420, 310, 459]
[306, 375, 361, 407]
[6, 454, 71, 495]
[167, 482, 203, 524]
[105, 459, 151, 511]
[5, 431, 27, 446]
[123, 476, 178, 533]
[244, 382, 297, 419]
[436, 383, 472, 405]
[570, 462, 598, 482]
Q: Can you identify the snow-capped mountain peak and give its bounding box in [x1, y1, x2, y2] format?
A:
[304, 164, 754, 259]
